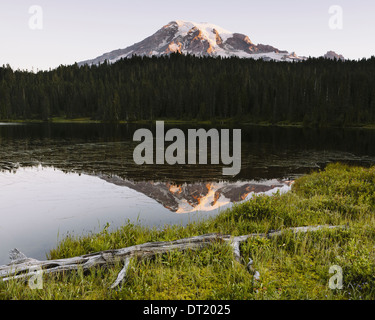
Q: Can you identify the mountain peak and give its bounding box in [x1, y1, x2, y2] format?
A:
[324, 50, 345, 61]
[164, 20, 235, 48]
[170, 20, 233, 34]
[78, 20, 307, 66]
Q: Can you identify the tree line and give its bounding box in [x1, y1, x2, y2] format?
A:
[0, 54, 374, 126]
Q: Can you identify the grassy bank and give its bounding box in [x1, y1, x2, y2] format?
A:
[1, 163, 375, 300]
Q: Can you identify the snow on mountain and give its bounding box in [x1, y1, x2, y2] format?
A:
[78, 20, 308, 66]
[97, 174, 293, 213]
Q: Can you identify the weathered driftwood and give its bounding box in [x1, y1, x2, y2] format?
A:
[110, 257, 132, 289]
[0, 225, 345, 287]
[0, 234, 225, 283]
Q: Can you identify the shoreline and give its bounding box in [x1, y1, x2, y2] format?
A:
[2, 118, 375, 130]
[1, 163, 375, 300]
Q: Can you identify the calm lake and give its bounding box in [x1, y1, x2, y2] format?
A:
[1, 122, 375, 265]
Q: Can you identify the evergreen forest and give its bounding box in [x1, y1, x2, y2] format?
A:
[1, 54, 374, 127]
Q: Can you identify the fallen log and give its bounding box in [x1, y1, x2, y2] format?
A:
[110, 256, 132, 289]
[0, 225, 346, 288]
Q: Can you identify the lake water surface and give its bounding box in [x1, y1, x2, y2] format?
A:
[1, 123, 375, 265]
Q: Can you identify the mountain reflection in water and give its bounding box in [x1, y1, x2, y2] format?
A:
[1, 122, 375, 264]
[98, 174, 293, 213]
[0, 166, 290, 264]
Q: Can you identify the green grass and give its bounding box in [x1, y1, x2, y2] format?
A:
[1, 163, 375, 300]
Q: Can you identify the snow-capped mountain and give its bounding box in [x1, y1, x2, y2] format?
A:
[78, 20, 308, 66]
[97, 174, 293, 213]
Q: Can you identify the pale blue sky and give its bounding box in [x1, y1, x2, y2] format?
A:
[0, 0, 374, 70]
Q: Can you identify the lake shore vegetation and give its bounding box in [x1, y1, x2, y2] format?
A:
[1, 163, 375, 300]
